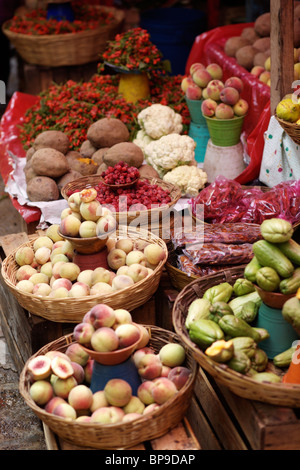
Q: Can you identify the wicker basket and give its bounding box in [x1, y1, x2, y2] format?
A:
[276, 115, 300, 146]
[2, 6, 124, 67]
[172, 268, 300, 407]
[165, 249, 199, 291]
[19, 326, 198, 449]
[1, 226, 167, 323]
[61, 175, 182, 228]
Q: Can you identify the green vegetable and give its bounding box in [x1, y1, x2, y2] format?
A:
[233, 278, 255, 296]
[244, 256, 262, 282]
[235, 301, 258, 323]
[188, 319, 224, 350]
[281, 296, 300, 335]
[273, 346, 297, 368]
[252, 327, 270, 342]
[256, 266, 281, 292]
[208, 301, 234, 323]
[228, 290, 262, 316]
[218, 315, 261, 342]
[279, 267, 300, 294]
[185, 298, 211, 329]
[203, 282, 233, 304]
[252, 240, 294, 278]
[250, 372, 281, 384]
[250, 348, 268, 372]
[260, 218, 293, 243]
[277, 238, 300, 266]
[227, 351, 251, 374]
[231, 336, 257, 358]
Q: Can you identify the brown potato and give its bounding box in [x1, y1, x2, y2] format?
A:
[26, 147, 35, 162]
[92, 148, 110, 166]
[253, 51, 269, 67]
[253, 37, 270, 52]
[56, 170, 83, 192]
[87, 117, 129, 148]
[33, 130, 70, 154]
[66, 151, 98, 176]
[241, 27, 260, 44]
[80, 139, 97, 158]
[27, 176, 60, 202]
[235, 45, 258, 70]
[96, 162, 108, 174]
[254, 12, 270, 37]
[31, 148, 69, 178]
[103, 142, 144, 168]
[138, 164, 160, 179]
[224, 36, 250, 57]
[24, 160, 38, 182]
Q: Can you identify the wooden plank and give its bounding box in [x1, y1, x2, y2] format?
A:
[185, 397, 221, 450]
[270, 0, 295, 114]
[131, 296, 156, 325]
[150, 420, 200, 451]
[0, 232, 30, 255]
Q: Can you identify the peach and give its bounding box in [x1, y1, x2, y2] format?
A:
[92, 267, 111, 285]
[28, 355, 52, 381]
[49, 286, 69, 298]
[151, 377, 178, 404]
[77, 269, 94, 287]
[123, 396, 145, 414]
[125, 250, 147, 266]
[190, 62, 205, 75]
[45, 396, 66, 414]
[80, 200, 102, 222]
[143, 403, 160, 415]
[138, 354, 162, 380]
[79, 188, 98, 203]
[65, 343, 90, 366]
[68, 384, 93, 411]
[52, 261, 67, 279]
[136, 326, 150, 349]
[259, 70, 271, 84]
[40, 262, 53, 279]
[144, 244, 165, 266]
[202, 87, 208, 99]
[53, 402, 77, 420]
[51, 254, 69, 265]
[185, 83, 202, 100]
[160, 365, 172, 377]
[73, 322, 95, 345]
[111, 274, 134, 291]
[137, 381, 156, 405]
[76, 415, 91, 422]
[181, 76, 194, 92]
[16, 280, 34, 293]
[44, 351, 71, 363]
[115, 238, 134, 254]
[90, 390, 109, 412]
[116, 265, 129, 276]
[224, 76, 244, 94]
[107, 248, 127, 270]
[51, 277, 72, 291]
[201, 98, 218, 117]
[46, 224, 64, 242]
[220, 86, 240, 105]
[90, 406, 124, 424]
[32, 283, 52, 297]
[15, 246, 35, 266]
[30, 380, 54, 406]
[127, 263, 149, 283]
[30, 257, 40, 269]
[89, 304, 116, 329]
[52, 241, 65, 251]
[59, 214, 81, 237]
[16, 265, 37, 281]
[233, 98, 249, 116]
[168, 366, 191, 390]
[115, 323, 141, 348]
[122, 412, 142, 423]
[52, 375, 77, 399]
[215, 103, 234, 119]
[113, 309, 132, 328]
[61, 207, 77, 219]
[96, 214, 117, 237]
[60, 240, 74, 260]
[51, 355, 74, 379]
[106, 238, 116, 252]
[50, 247, 64, 261]
[29, 272, 49, 285]
[134, 239, 149, 251]
[79, 220, 97, 238]
[68, 192, 81, 212]
[90, 282, 113, 295]
[68, 282, 90, 298]
[91, 326, 119, 352]
[264, 56, 271, 71]
[159, 343, 186, 367]
[59, 262, 81, 281]
[250, 66, 265, 78]
[104, 378, 132, 407]
[71, 362, 85, 384]
[206, 79, 224, 101]
[84, 359, 94, 384]
[132, 347, 155, 367]
[33, 236, 53, 252]
[206, 63, 223, 80]
[192, 68, 212, 88]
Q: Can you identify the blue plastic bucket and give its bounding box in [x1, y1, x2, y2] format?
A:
[90, 357, 142, 395]
[140, 8, 206, 75]
[189, 121, 210, 163]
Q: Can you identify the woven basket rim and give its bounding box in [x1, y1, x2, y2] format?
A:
[19, 327, 198, 449]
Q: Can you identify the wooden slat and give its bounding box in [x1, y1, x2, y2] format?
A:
[185, 397, 221, 450]
[150, 420, 200, 451]
[0, 232, 29, 255]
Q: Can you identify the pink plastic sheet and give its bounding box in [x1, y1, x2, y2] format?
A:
[185, 23, 271, 184]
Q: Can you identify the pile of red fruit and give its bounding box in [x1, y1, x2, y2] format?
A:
[101, 161, 140, 186]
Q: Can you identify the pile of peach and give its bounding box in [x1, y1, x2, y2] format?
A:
[26, 308, 192, 424]
[181, 62, 249, 119]
[14, 224, 165, 299]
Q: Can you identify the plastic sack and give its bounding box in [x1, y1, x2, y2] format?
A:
[177, 255, 226, 277]
[182, 243, 254, 265]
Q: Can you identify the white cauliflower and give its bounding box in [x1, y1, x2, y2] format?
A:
[137, 104, 183, 140]
[163, 165, 208, 197]
[133, 129, 153, 155]
[144, 133, 196, 177]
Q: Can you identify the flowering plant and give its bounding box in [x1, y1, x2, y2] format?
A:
[98, 27, 167, 73]
[5, 2, 114, 35]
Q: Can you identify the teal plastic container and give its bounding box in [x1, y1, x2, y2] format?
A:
[254, 302, 299, 359]
[189, 121, 210, 163]
[185, 98, 206, 125]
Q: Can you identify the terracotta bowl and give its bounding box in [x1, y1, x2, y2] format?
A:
[254, 284, 295, 309]
[58, 230, 113, 254]
[81, 323, 143, 365]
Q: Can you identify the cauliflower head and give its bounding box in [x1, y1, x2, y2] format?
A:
[144, 134, 196, 177]
[137, 104, 183, 140]
[133, 129, 153, 155]
[163, 165, 207, 197]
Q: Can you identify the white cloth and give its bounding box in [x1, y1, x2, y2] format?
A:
[259, 115, 300, 187]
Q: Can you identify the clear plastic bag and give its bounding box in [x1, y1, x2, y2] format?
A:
[182, 243, 254, 265]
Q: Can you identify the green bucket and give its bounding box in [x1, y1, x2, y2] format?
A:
[185, 97, 206, 125]
[205, 115, 245, 147]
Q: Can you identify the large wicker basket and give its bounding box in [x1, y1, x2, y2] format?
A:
[276, 115, 300, 146]
[2, 6, 124, 67]
[61, 174, 182, 228]
[172, 268, 300, 408]
[1, 226, 167, 323]
[19, 326, 198, 449]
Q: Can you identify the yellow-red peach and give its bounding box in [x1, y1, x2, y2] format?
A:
[68, 384, 93, 411]
[84, 359, 94, 384]
[136, 325, 150, 349]
[52, 376, 77, 399]
[206, 79, 224, 101]
[215, 103, 234, 119]
[220, 86, 240, 106]
[192, 68, 212, 88]
[33, 236, 53, 251]
[51, 277, 72, 291]
[16, 280, 34, 293]
[45, 396, 66, 414]
[250, 66, 265, 78]
[89, 304, 116, 328]
[90, 406, 124, 424]
[185, 83, 202, 100]
[206, 63, 223, 80]
[50, 247, 64, 261]
[16, 265, 37, 281]
[51, 253, 69, 265]
[80, 200, 102, 222]
[91, 326, 119, 352]
[90, 282, 113, 295]
[132, 347, 155, 367]
[92, 267, 111, 285]
[233, 98, 249, 116]
[52, 240, 65, 251]
[122, 413, 142, 423]
[224, 76, 244, 93]
[28, 355, 52, 381]
[111, 274, 134, 291]
[29, 272, 49, 285]
[143, 403, 160, 414]
[59, 214, 81, 237]
[65, 343, 90, 366]
[79, 187, 97, 203]
[30, 380, 53, 405]
[123, 396, 145, 414]
[96, 214, 117, 236]
[137, 381, 156, 405]
[138, 354, 162, 380]
[181, 75, 194, 92]
[52, 261, 67, 279]
[90, 390, 109, 412]
[79, 220, 97, 238]
[59, 262, 80, 282]
[68, 192, 81, 212]
[144, 244, 165, 266]
[201, 98, 217, 117]
[159, 343, 186, 367]
[46, 224, 64, 242]
[151, 377, 178, 404]
[53, 402, 77, 420]
[15, 246, 35, 266]
[76, 415, 91, 422]
[49, 286, 69, 298]
[160, 365, 172, 377]
[104, 378, 132, 407]
[107, 248, 127, 270]
[115, 238, 134, 254]
[45, 350, 72, 363]
[127, 263, 148, 283]
[77, 269, 94, 287]
[113, 309, 132, 328]
[68, 282, 90, 298]
[168, 366, 191, 390]
[115, 323, 141, 348]
[190, 62, 205, 75]
[51, 355, 74, 379]
[61, 240, 74, 260]
[71, 361, 85, 384]
[32, 283, 52, 297]
[40, 262, 53, 279]
[73, 322, 95, 345]
[125, 250, 147, 266]
[259, 70, 271, 84]
[116, 265, 129, 276]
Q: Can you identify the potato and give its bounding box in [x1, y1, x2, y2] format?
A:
[253, 37, 270, 52]
[31, 148, 69, 178]
[103, 142, 144, 168]
[253, 51, 269, 67]
[92, 148, 109, 166]
[254, 12, 270, 37]
[87, 117, 129, 148]
[80, 139, 97, 158]
[56, 170, 83, 192]
[24, 160, 38, 182]
[96, 162, 108, 175]
[241, 27, 260, 44]
[33, 130, 70, 154]
[235, 45, 258, 70]
[26, 147, 35, 162]
[66, 151, 98, 176]
[27, 176, 60, 202]
[224, 36, 250, 57]
[138, 164, 160, 179]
